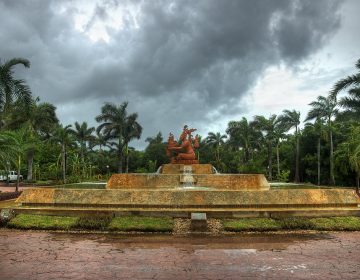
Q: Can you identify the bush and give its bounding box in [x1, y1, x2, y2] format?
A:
[277, 217, 313, 230]
[76, 216, 112, 230]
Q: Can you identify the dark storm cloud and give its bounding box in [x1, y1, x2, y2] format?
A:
[0, 0, 343, 145]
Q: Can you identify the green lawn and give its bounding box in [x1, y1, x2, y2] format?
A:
[8, 214, 78, 230]
[108, 216, 174, 232]
[5, 214, 174, 232]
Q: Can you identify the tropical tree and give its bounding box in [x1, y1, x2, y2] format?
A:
[0, 131, 19, 172]
[96, 102, 141, 173]
[331, 58, 360, 100]
[205, 132, 227, 162]
[306, 95, 338, 185]
[52, 124, 74, 183]
[337, 87, 360, 120]
[0, 58, 32, 128]
[123, 113, 142, 173]
[70, 121, 95, 165]
[251, 115, 279, 181]
[226, 117, 261, 163]
[9, 99, 58, 180]
[304, 119, 325, 185]
[278, 110, 301, 182]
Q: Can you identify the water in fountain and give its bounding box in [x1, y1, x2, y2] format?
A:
[181, 165, 195, 188]
[156, 166, 163, 174]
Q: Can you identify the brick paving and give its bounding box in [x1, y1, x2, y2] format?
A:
[0, 230, 359, 280]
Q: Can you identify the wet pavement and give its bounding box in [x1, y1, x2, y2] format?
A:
[0, 230, 359, 279]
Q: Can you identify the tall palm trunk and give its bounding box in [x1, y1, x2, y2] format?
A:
[268, 141, 272, 181]
[61, 143, 66, 183]
[16, 155, 21, 192]
[329, 129, 335, 185]
[27, 149, 34, 181]
[276, 142, 280, 180]
[294, 136, 300, 182]
[125, 143, 129, 173]
[317, 137, 321, 186]
[118, 139, 123, 173]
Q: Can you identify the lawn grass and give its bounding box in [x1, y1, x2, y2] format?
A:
[223, 217, 360, 232]
[108, 216, 174, 232]
[310, 217, 360, 231]
[224, 218, 281, 232]
[5, 214, 174, 232]
[7, 214, 78, 230]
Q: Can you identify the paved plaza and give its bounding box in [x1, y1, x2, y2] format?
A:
[0, 230, 359, 279]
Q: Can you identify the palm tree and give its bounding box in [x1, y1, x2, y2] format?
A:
[330, 58, 360, 100]
[123, 113, 142, 173]
[9, 99, 58, 180]
[96, 102, 141, 173]
[251, 115, 279, 181]
[0, 131, 19, 173]
[52, 124, 74, 183]
[304, 119, 325, 185]
[205, 132, 227, 162]
[278, 110, 301, 182]
[306, 95, 338, 185]
[0, 58, 32, 128]
[226, 117, 261, 163]
[337, 87, 360, 120]
[70, 121, 95, 165]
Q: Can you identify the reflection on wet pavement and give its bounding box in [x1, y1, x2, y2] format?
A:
[0, 230, 359, 280]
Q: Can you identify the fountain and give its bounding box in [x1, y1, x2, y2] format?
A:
[14, 125, 360, 218]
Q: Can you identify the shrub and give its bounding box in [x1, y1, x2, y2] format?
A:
[76, 216, 112, 230]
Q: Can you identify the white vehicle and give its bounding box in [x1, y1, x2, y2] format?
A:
[0, 170, 23, 182]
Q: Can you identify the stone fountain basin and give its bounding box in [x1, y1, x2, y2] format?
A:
[16, 188, 360, 209]
[106, 173, 270, 190]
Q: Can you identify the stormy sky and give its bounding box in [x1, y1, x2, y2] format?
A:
[0, 0, 359, 148]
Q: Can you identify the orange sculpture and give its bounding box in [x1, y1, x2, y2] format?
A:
[166, 125, 200, 164]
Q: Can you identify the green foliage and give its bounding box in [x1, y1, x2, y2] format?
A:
[108, 216, 174, 232]
[76, 216, 112, 230]
[276, 217, 313, 229]
[278, 170, 290, 182]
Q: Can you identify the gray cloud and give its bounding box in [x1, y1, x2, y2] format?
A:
[0, 0, 344, 148]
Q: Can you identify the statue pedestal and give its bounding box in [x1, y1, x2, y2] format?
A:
[171, 159, 199, 164]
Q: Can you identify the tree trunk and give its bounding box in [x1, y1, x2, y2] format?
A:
[268, 141, 272, 181]
[62, 143, 66, 184]
[118, 151, 123, 174]
[294, 133, 300, 183]
[125, 144, 129, 173]
[276, 143, 280, 180]
[27, 149, 34, 181]
[16, 155, 21, 192]
[317, 137, 321, 186]
[329, 129, 335, 185]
